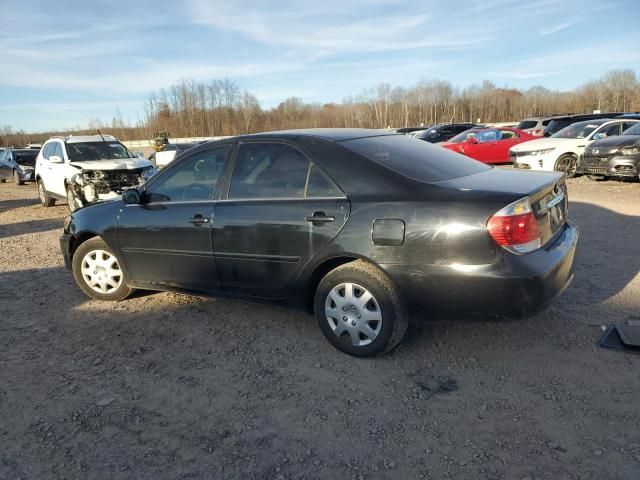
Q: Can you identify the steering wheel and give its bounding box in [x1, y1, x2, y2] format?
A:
[182, 183, 211, 200]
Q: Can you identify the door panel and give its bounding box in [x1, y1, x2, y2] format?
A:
[117, 202, 219, 291]
[213, 198, 349, 297]
[116, 145, 232, 291]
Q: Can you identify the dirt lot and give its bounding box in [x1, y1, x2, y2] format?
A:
[1, 176, 639, 480]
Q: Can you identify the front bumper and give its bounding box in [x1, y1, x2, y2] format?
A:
[510, 152, 556, 172]
[60, 233, 73, 269]
[17, 168, 35, 181]
[381, 221, 579, 319]
[578, 154, 640, 177]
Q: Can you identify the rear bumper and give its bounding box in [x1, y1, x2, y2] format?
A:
[381, 221, 579, 319]
[60, 233, 72, 269]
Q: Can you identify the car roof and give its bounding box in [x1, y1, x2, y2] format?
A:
[236, 128, 398, 142]
[48, 134, 119, 143]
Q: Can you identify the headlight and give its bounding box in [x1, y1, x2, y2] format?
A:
[516, 147, 555, 156]
[620, 146, 640, 155]
[83, 184, 97, 202]
[141, 167, 157, 181]
[72, 173, 85, 186]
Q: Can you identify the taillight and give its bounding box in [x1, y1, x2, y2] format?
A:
[487, 198, 541, 254]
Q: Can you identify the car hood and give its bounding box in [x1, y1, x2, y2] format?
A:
[510, 137, 582, 152]
[69, 158, 153, 171]
[589, 135, 640, 148]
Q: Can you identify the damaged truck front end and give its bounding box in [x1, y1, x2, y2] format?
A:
[70, 167, 156, 209]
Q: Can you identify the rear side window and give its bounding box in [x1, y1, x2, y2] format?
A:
[341, 135, 489, 183]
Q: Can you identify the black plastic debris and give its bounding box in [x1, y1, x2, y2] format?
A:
[599, 324, 640, 354]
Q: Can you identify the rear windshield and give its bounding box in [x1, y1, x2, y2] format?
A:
[517, 120, 538, 130]
[14, 150, 38, 165]
[341, 135, 490, 183]
[545, 119, 572, 133]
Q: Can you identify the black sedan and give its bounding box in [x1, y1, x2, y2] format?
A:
[578, 122, 640, 180]
[413, 123, 479, 143]
[0, 148, 39, 185]
[60, 129, 578, 356]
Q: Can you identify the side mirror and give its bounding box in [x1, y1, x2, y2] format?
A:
[468, 137, 478, 144]
[49, 155, 63, 163]
[122, 188, 141, 205]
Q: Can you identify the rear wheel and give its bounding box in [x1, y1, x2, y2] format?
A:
[554, 154, 578, 178]
[37, 179, 55, 207]
[314, 260, 408, 356]
[13, 170, 23, 186]
[72, 237, 133, 301]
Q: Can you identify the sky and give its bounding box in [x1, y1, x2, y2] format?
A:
[0, 0, 638, 132]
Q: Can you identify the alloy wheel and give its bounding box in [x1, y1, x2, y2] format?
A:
[324, 282, 382, 346]
[80, 249, 123, 294]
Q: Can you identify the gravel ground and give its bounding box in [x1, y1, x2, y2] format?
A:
[1, 176, 639, 480]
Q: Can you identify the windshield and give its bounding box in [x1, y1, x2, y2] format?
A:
[66, 141, 135, 161]
[341, 134, 489, 183]
[551, 121, 602, 139]
[623, 123, 640, 135]
[517, 120, 538, 130]
[448, 128, 479, 143]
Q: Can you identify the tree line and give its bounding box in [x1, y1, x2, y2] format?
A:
[2, 69, 639, 147]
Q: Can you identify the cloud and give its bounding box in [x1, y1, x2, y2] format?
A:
[538, 22, 574, 36]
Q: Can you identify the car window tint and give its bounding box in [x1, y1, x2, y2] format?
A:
[306, 165, 342, 197]
[229, 143, 310, 199]
[42, 143, 54, 159]
[500, 130, 519, 139]
[342, 135, 489, 183]
[597, 123, 620, 138]
[146, 146, 230, 203]
[475, 130, 501, 142]
[622, 122, 637, 132]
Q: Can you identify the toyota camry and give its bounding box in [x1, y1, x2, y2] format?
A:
[60, 129, 578, 356]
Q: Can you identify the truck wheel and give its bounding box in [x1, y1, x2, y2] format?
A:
[314, 260, 408, 357]
[72, 237, 133, 301]
[37, 179, 56, 207]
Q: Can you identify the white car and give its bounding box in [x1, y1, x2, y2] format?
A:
[152, 143, 197, 168]
[510, 118, 639, 177]
[35, 135, 157, 212]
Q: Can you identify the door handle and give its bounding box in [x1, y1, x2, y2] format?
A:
[306, 211, 335, 225]
[189, 214, 210, 226]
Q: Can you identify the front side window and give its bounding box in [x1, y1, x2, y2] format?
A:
[42, 143, 55, 160]
[52, 143, 64, 160]
[66, 141, 135, 161]
[145, 146, 230, 203]
[595, 123, 621, 138]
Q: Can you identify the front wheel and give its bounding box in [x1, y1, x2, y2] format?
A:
[37, 179, 56, 207]
[554, 154, 578, 178]
[72, 237, 133, 301]
[314, 260, 408, 356]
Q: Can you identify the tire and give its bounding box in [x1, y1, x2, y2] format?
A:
[37, 178, 56, 207]
[314, 260, 408, 357]
[554, 154, 578, 178]
[66, 184, 80, 212]
[14, 170, 23, 186]
[72, 237, 133, 301]
[0, 178, 5, 183]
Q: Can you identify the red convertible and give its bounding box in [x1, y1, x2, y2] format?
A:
[439, 127, 534, 164]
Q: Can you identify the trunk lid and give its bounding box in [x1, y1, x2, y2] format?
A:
[438, 167, 568, 247]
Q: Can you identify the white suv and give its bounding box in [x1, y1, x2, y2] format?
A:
[35, 135, 156, 211]
[510, 118, 639, 177]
